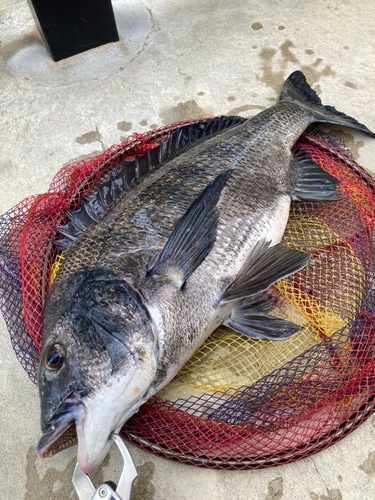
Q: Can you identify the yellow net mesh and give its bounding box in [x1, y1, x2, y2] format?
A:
[49, 252, 67, 285]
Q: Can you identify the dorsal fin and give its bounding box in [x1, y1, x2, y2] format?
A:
[55, 116, 247, 250]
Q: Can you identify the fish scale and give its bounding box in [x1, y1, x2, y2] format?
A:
[38, 71, 375, 474]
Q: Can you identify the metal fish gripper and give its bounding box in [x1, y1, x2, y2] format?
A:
[72, 434, 137, 500]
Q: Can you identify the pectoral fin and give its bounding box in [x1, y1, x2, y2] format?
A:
[149, 171, 231, 286]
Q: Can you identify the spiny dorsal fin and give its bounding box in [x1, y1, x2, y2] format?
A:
[55, 116, 247, 250]
[148, 171, 231, 287]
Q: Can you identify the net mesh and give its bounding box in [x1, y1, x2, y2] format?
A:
[0, 121, 374, 468]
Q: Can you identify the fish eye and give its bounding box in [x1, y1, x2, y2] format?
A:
[45, 344, 64, 371]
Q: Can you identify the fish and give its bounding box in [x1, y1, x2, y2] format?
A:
[37, 71, 375, 474]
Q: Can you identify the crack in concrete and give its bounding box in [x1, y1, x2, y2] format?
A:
[311, 457, 327, 489]
[310, 457, 337, 499]
[108, 2, 154, 78]
[96, 125, 105, 151]
[122, 0, 154, 71]
[0, 15, 11, 31]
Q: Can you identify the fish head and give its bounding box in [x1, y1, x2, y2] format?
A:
[37, 270, 158, 473]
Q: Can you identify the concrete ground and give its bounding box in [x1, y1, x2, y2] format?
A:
[1, 0, 375, 498]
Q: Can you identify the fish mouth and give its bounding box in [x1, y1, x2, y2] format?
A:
[37, 394, 85, 459]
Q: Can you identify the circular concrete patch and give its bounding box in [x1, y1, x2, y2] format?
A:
[0, 0, 152, 86]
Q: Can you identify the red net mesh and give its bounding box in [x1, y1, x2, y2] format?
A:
[0, 121, 374, 468]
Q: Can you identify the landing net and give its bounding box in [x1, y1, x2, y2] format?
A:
[0, 120, 374, 469]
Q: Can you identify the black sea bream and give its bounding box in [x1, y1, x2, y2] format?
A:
[37, 71, 375, 473]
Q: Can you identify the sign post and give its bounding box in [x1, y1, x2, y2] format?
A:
[27, 0, 119, 62]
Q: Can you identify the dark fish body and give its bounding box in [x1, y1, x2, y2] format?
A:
[37, 72, 375, 473]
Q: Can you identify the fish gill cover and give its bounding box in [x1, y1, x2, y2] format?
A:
[1, 120, 375, 469]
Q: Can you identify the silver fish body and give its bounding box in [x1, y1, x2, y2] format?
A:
[37, 71, 375, 473]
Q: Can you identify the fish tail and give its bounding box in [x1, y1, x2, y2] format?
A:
[279, 71, 375, 138]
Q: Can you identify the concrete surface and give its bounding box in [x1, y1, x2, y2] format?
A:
[1, 0, 375, 499]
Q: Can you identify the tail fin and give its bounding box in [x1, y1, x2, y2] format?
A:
[280, 71, 375, 138]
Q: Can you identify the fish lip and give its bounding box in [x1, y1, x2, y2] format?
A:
[39, 378, 83, 428]
[38, 394, 85, 459]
